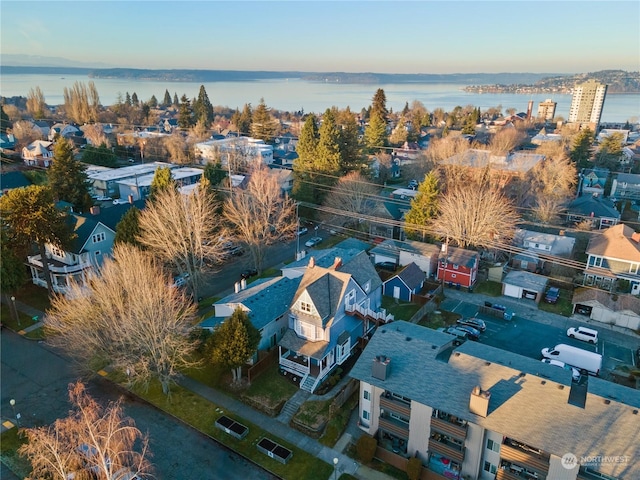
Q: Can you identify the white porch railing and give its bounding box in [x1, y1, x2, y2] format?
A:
[27, 255, 93, 274]
[346, 304, 394, 323]
[31, 278, 69, 295]
[279, 357, 309, 376]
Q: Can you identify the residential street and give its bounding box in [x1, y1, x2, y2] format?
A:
[0, 330, 277, 480]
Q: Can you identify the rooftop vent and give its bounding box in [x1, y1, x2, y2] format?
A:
[633, 410, 638, 415]
[541, 380, 546, 385]
[604, 399, 611, 405]
[558, 385, 565, 390]
[485, 362, 491, 366]
[372, 355, 391, 381]
[405, 337, 412, 341]
[469, 385, 491, 418]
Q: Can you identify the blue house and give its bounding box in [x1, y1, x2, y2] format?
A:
[382, 262, 426, 302]
[278, 251, 391, 392]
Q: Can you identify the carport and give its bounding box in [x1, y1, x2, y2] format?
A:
[502, 270, 548, 303]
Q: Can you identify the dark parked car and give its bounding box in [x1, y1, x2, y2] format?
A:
[455, 325, 481, 341]
[375, 262, 397, 272]
[456, 317, 486, 332]
[545, 287, 560, 304]
[240, 268, 258, 279]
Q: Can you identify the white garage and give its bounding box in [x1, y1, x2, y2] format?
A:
[502, 270, 549, 303]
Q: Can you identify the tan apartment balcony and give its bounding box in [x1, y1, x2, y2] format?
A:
[430, 416, 468, 441]
[380, 393, 411, 417]
[378, 416, 409, 440]
[500, 442, 549, 476]
[428, 438, 464, 464]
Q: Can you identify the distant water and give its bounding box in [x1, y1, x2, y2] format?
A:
[1, 73, 638, 122]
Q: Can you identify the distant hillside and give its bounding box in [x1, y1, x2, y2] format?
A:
[0, 66, 556, 85]
[464, 70, 640, 94]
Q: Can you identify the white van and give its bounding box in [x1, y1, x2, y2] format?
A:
[567, 326, 598, 344]
[541, 343, 602, 376]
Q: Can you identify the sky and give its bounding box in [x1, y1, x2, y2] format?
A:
[1, 0, 639, 74]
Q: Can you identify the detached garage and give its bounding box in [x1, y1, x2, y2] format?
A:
[502, 270, 548, 303]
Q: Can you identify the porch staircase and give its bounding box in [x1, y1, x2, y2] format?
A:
[300, 374, 317, 392]
[276, 389, 311, 425]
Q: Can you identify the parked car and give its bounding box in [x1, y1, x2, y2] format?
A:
[240, 268, 258, 279]
[455, 325, 480, 341]
[113, 198, 129, 205]
[567, 326, 598, 344]
[541, 359, 580, 381]
[375, 261, 397, 272]
[456, 317, 486, 332]
[95, 195, 112, 201]
[296, 227, 308, 236]
[407, 179, 418, 190]
[172, 273, 190, 288]
[544, 287, 560, 304]
[442, 327, 469, 345]
[305, 236, 322, 248]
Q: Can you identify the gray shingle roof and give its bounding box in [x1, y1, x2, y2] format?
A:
[389, 262, 425, 290]
[350, 321, 640, 479]
[503, 270, 548, 292]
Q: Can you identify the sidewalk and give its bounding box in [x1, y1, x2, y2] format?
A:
[1, 296, 396, 480]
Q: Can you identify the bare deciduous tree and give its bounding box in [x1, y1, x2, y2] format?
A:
[82, 124, 110, 148]
[433, 185, 520, 248]
[26, 86, 49, 119]
[323, 171, 381, 229]
[19, 381, 152, 480]
[45, 245, 200, 395]
[223, 166, 297, 272]
[163, 133, 190, 164]
[488, 127, 527, 155]
[138, 185, 226, 299]
[12, 119, 44, 144]
[63, 81, 100, 124]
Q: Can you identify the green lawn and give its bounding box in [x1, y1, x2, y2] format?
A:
[243, 364, 298, 408]
[12, 283, 51, 312]
[471, 280, 503, 296]
[0, 429, 30, 478]
[381, 297, 422, 322]
[1, 304, 34, 331]
[538, 295, 574, 317]
[131, 380, 333, 480]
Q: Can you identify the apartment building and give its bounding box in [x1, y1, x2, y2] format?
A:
[350, 321, 639, 480]
[537, 99, 557, 121]
[568, 80, 608, 128]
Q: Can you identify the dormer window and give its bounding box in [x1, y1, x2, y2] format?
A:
[300, 302, 312, 313]
[364, 281, 371, 293]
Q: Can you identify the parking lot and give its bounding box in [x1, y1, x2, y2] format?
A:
[440, 297, 638, 380]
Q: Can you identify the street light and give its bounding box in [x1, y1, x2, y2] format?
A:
[333, 457, 339, 480]
[9, 399, 20, 426]
[10, 296, 19, 326]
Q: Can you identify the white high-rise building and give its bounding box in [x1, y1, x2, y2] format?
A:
[568, 79, 608, 127]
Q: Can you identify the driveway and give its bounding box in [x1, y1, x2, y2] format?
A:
[0, 330, 277, 480]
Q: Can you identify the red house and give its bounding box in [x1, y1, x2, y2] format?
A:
[436, 246, 479, 289]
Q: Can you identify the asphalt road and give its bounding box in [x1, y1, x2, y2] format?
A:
[0, 330, 277, 480]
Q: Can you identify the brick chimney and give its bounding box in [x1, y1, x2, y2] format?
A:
[332, 257, 342, 270]
[469, 385, 491, 417]
[632, 232, 640, 244]
[89, 205, 101, 215]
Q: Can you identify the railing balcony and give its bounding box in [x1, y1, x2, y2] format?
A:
[430, 416, 468, 441]
[380, 394, 411, 417]
[428, 438, 464, 464]
[378, 416, 409, 440]
[279, 357, 309, 376]
[345, 303, 394, 323]
[500, 443, 549, 475]
[495, 468, 523, 480]
[28, 255, 92, 274]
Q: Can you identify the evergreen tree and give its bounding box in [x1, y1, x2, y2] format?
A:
[0, 104, 12, 134]
[149, 166, 177, 201]
[49, 138, 93, 212]
[178, 94, 193, 128]
[163, 90, 172, 107]
[173, 93, 179, 107]
[570, 128, 594, 167]
[203, 162, 227, 187]
[316, 108, 342, 176]
[292, 115, 319, 202]
[193, 85, 214, 125]
[371, 88, 388, 120]
[402, 102, 410, 116]
[125, 92, 132, 107]
[405, 172, 439, 240]
[208, 307, 261, 383]
[81, 144, 117, 168]
[131, 92, 139, 106]
[251, 98, 277, 142]
[230, 108, 241, 134]
[148, 95, 158, 108]
[336, 107, 362, 173]
[0, 185, 74, 294]
[1, 228, 27, 293]
[114, 206, 142, 247]
[594, 133, 625, 170]
[237, 103, 252, 135]
[364, 112, 387, 152]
